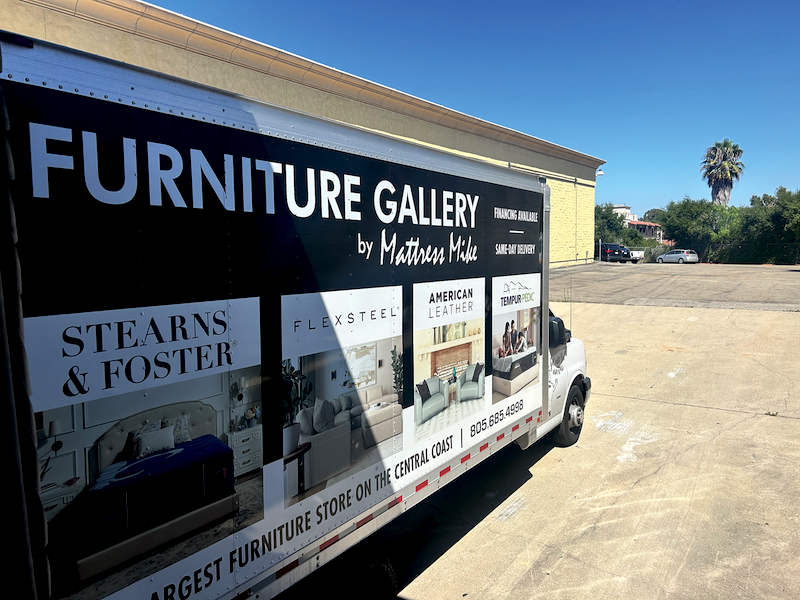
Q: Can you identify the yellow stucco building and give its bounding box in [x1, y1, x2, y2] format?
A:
[2, 0, 603, 267]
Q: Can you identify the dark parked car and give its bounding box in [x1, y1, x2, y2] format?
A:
[598, 243, 632, 262]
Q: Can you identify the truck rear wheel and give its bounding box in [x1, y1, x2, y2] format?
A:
[350, 553, 397, 600]
[551, 384, 585, 447]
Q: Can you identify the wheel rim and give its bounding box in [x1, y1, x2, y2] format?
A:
[568, 401, 584, 429]
[679, 258, 684, 263]
[658, 258, 663, 263]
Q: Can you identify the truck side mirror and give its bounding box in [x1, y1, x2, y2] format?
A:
[549, 316, 571, 348]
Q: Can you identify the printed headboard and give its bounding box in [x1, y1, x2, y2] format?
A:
[96, 401, 218, 474]
[492, 333, 504, 358]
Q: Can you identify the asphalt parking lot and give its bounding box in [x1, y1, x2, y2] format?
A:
[393, 263, 799, 599]
[549, 261, 800, 312]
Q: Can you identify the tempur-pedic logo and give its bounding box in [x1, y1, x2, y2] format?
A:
[500, 292, 537, 307]
[500, 280, 535, 306]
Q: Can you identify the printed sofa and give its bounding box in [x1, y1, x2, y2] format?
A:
[296, 385, 400, 487]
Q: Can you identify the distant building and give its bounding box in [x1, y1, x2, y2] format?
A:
[627, 220, 663, 243]
[611, 204, 664, 243]
[612, 204, 638, 223]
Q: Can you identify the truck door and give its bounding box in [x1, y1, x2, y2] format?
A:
[548, 345, 570, 419]
[547, 314, 571, 420]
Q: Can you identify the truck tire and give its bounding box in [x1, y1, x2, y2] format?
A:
[350, 553, 397, 600]
[551, 384, 585, 447]
[632, 259, 639, 264]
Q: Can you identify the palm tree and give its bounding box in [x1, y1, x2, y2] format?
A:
[701, 139, 745, 206]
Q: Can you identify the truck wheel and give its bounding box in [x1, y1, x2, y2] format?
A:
[551, 384, 585, 447]
[350, 553, 397, 600]
[632, 259, 639, 264]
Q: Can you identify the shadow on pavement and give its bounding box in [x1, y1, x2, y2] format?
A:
[276, 438, 554, 599]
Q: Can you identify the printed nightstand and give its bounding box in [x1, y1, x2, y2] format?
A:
[226, 425, 263, 477]
[41, 478, 82, 522]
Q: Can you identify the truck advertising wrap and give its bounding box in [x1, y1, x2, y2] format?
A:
[2, 40, 549, 600]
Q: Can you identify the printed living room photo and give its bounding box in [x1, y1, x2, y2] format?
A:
[280, 286, 404, 506]
[412, 277, 486, 443]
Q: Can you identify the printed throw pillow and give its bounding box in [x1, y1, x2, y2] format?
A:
[313, 398, 335, 433]
[472, 362, 484, 383]
[128, 421, 162, 459]
[137, 425, 175, 459]
[416, 381, 431, 402]
[297, 408, 314, 436]
[163, 414, 191, 445]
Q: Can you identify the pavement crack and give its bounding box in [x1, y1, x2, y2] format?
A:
[622, 412, 758, 491]
[748, 354, 798, 384]
[592, 392, 800, 420]
[501, 537, 698, 600]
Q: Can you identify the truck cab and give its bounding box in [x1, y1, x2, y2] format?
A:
[546, 312, 591, 446]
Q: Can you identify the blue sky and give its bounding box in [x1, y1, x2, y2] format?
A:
[153, 0, 799, 220]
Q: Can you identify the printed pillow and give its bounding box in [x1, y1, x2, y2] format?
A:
[313, 398, 336, 433]
[297, 408, 314, 436]
[128, 421, 162, 459]
[472, 363, 484, 383]
[163, 414, 191, 445]
[137, 425, 175, 459]
[416, 381, 431, 402]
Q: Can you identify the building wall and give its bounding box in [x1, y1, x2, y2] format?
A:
[548, 178, 597, 266]
[3, 0, 601, 268]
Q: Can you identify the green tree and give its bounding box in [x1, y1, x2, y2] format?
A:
[658, 188, 800, 264]
[642, 208, 665, 223]
[707, 204, 742, 261]
[594, 203, 625, 243]
[723, 187, 800, 263]
[594, 204, 644, 247]
[660, 197, 715, 260]
[773, 187, 800, 242]
[746, 188, 800, 244]
[701, 138, 745, 206]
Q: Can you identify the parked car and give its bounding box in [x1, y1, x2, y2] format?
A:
[656, 249, 699, 264]
[599, 243, 632, 262]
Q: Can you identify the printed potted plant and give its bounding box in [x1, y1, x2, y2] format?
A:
[391, 346, 403, 399]
[281, 359, 313, 454]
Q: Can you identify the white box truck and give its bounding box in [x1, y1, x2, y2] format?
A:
[0, 24, 590, 600]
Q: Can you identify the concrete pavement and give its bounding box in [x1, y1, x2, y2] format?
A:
[396, 301, 800, 599]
